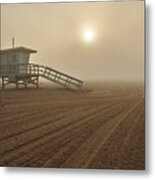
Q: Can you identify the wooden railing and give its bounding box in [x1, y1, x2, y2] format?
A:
[0, 63, 83, 90]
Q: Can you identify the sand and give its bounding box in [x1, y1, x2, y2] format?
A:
[0, 81, 145, 169]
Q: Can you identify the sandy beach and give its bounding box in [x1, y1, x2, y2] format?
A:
[0, 81, 145, 169]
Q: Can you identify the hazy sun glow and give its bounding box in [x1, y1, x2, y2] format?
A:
[83, 28, 96, 43]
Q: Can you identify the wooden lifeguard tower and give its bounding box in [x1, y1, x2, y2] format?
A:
[0, 39, 83, 90]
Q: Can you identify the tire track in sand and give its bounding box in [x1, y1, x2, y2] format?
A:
[61, 100, 141, 168]
[0, 100, 124, 166]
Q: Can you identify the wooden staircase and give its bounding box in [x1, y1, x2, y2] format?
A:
[38, 64, 83, 90]
[0, 63, 83, 90]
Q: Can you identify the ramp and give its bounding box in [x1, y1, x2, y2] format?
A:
[38, 64, 83, 90]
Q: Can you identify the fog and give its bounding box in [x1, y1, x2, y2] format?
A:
[1, 1, 144, 82]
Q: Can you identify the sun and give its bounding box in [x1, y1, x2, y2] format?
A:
[83, 28, 96, 43]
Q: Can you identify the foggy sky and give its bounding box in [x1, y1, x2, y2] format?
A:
[1, 1, 144, 81]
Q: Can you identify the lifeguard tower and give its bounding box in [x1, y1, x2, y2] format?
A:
[0, 39, 83, 90]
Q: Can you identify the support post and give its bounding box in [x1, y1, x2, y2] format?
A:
[16, 81, 18, 89]
[2, 77, 5, 90]
[36, 76, 39, 88]
[24, 79, 27, 89]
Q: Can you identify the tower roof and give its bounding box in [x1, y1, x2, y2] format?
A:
[0, 46, 37, 54]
